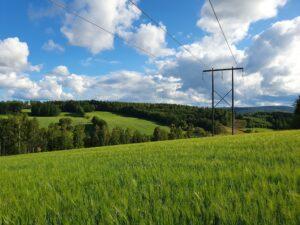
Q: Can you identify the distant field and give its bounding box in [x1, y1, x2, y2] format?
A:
[0, 130, 299, 224]
[86, 111, 169, 134]
[0, 110, 168, 135]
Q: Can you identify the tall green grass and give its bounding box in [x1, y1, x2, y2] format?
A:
[0, 130, 299, 225]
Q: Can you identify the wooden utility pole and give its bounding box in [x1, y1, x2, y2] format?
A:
[203, 67, 243, 135]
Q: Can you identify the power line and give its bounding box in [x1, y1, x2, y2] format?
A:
[128, 0, 209, 68]
[48, 0, 157, 58]
[207, 0, 238, 66]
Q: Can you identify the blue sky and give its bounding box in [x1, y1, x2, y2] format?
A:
[0, 0, 299, 106]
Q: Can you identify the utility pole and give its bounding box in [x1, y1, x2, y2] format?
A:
[212, 68, 215, 136]
[231, 66, 234, 135]
[203, 67, 243, 135]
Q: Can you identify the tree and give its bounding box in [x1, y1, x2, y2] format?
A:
[110, 127, 123, 145]
[131, 130, 143, 143]
[92, 116, 107, 127]
[73, 124, 86, 148]
[193, 127, 207, 137]
[31, 102, 61, 116]
[152, 127, 168, 141]
[168, 124, 184, 140]
[47, 119, 74, 151]
[122, 128, 132, 144]
[98, 125, 110, 146]
[58, 118, 74, 150]
[24, 118, 41, 153]
[47, 123, 62, 151]
[293, 96, 300, 128]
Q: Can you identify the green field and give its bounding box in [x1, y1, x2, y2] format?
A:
[0, 130, 299, 224]
[86, 111, 169, 134]
[1, 111, 169, 135]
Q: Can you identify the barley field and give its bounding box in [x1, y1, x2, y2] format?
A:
[0, 130, 299, 225]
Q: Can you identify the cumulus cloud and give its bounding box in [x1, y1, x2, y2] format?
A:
[156, 34, 245, 101]
[0, 37, 199, 103]
[197, 0, 287, 43]
[244, 16, 300, 96]
[42, 40, 65, 52]
[52, 65, 70, 76]
[60, 0, 141, 54]
[0, 37, 30, 73]
[0, 37, 71, 100]
[121, 23, 175, 57]
[87, 71, 207, 104]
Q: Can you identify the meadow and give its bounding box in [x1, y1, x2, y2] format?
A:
[0, 130, 299, 225]
[6, 110, 169, 135]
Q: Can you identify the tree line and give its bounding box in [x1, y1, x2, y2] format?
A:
[0, 114, 208, 156]
[236, 111, 294, 130]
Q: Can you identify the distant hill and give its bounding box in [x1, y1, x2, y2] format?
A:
[234, 106, 294, 114]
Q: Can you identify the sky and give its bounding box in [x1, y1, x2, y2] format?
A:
[0, 0, 299, 106]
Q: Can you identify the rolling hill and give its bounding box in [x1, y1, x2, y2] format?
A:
[0, 130, 299, 225]
[235, 106, 294, 114]
[6, 110, 169, 135]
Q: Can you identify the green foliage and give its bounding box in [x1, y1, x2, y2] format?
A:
[241, 112, 293, 130]
[73, 124, 86, 148]
[186, 126, 207, 138]
[168, 124, 184, 140]
[0, 101, 24, 114]
[293, 96, 300, 128]
[294, 96, 300, 114]
[91, 116, 108, 127]
[152, 127, 168, 141]
[109, 127, 123, 145]
[0, 114, 44, 155]
[0, 130, 299, 224]
[31, 102, 61, 117]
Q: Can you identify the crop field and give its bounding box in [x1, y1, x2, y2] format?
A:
[0, 130, 299, 225]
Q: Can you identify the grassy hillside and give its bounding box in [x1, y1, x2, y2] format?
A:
[3, 110, 169, 135]
[86, 111, 169, 134]
[0, 130, 299, 225]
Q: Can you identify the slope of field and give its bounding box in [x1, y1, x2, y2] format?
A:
[1, 110, 168, 135]
[0, 130, 299, 225]
[86, 111, 169, 134]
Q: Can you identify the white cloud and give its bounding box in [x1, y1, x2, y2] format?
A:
[197, 0, 287, 43]
[88, 71, 207, 104]
[244, 16, 300, 96]
[60, 0, 140, 54]
[52, 65, 70, 76]
[0, 37, 71, 100]
[0, 37, 29, 73]
[121, 23, 175, 57]
[42, 40, 65, 52]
